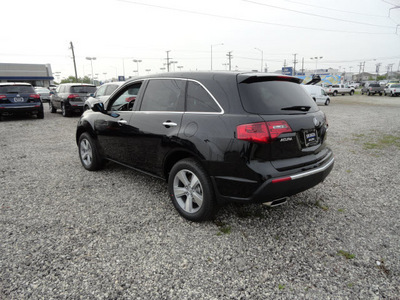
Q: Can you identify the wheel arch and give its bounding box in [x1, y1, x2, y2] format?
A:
[163, 149, 205, 181]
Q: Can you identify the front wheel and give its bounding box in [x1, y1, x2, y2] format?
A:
[325, 98, 330, 106]
[349, 90, 354, 96]
[168, 158, 217, 222]
[78, 132, 104, 171]
[333, 91, 337, 96]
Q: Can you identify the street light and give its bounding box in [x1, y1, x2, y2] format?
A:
[86, 57, 96, 84]
[170, 61, 178, 72]
[133, 59, 142, 76]
[211, 43, 223, 70]
[177, 66, 183, 71]
[310, 56, 323, 74]
[254, 48, 263, 72]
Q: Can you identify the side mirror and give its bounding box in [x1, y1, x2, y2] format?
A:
[92, 102, 106, 113]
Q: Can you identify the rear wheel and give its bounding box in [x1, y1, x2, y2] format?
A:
[349, 90, 354, 96]
[332, 91, 337, 96]
[78, 132, 104, 171]
[37, 109, 44, 119]
[61, 103, 70, 117]
[168, 158, 216, 222]
[367, 91, 371, 96]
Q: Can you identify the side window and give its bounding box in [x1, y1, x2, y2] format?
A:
[110, 82, 142, 111]
[105, 84, 118, 96]
[186, 81, 221, 113]
[95, 85, 107, 97]
[57, 85, 64, 93]
[140, 79, 185, 112]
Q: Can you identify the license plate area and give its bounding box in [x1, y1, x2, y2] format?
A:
[303, 129, 318, 147]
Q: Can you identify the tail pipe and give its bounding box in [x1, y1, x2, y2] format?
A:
[263, 197, 289, 207]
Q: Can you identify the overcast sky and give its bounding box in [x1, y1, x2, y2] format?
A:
[2, 0, 400, 80]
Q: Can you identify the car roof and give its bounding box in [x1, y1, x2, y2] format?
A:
[0, 82, 32, 86]
[59, 83, 96, 86]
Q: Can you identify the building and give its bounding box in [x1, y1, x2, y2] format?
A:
[0, 63, 54, 87]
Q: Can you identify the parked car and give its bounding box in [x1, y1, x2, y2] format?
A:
[76, 72, 334, 221]
[301, 85, 330, 105]
[0, 82, 43, 120]
[49, 83, 96, 117]
[361, 83, 384, 96]
[325, 84, 355, 96]
[384, 83, 400, 97]
[84, 82, 124, 111]
[34, 87, 51, 103]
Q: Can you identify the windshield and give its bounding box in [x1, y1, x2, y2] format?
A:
[71, 86, 96, 94]
[238, 80, 319, 114]
[0, 85, 35, 94]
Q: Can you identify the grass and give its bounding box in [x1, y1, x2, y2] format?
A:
[315, 199, 329, 211]
[359, 134, 400, 150]
[337, 250, 355, 259]
[214, 221, 232, 235]
[278, 284, 285, 290]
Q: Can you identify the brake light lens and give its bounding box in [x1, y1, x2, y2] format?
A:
[236, 121, 292, 144]
[67, 94, 79, 99]
[29, 94, 40, 99]
[0, 95, 6, 99]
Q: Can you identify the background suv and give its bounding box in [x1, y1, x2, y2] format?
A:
[76, 72, 334, 221]
[84, 82, 125, 111]
[0, 82, 43, 120]
[50, 83, 96, 117]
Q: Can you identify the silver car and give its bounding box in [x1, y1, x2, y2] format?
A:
[84, 82, 124, 111]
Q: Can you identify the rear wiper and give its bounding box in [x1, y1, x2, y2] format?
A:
[281, 105, 311, 111]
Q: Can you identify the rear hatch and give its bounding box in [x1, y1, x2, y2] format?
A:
[237, 75, 330, 171]
[0, 84, 39, 105]
[70, 85, 97, 103]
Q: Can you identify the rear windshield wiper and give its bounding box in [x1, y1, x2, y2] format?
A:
[281, 105, 311, 111]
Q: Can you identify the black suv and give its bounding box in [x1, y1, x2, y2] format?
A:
[0, 82, 44, 120]
[49, 83, 96, 117]
[76, 72, 334, 221]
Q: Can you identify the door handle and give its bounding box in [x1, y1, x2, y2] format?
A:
[118, 120, 128, 126]
[162, 121, 178, 127]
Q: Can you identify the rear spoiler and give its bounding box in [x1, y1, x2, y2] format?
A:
[304, 75, 321, 85]
[239, 75, 302, 84]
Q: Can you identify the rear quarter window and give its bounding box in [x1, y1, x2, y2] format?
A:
[238, 81, 319, 114]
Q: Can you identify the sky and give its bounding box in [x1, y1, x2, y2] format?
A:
[1, 0, 400, 81]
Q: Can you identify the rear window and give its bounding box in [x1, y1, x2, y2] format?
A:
[370, 84, 380, 87]
[0, 85, 35, 94]
[391, 84, 400, 88]
[238, 80, 318, 114]
[70, 86, 96, 94]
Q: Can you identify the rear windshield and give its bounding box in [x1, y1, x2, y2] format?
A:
[238, 80, 319, 114]
[369, 84, 380, 87]
[391, 84, 400, 88]
[0, 85, 35, 94]
[70, 86, 96, 94]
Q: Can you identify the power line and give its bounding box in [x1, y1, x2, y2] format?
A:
[243, 0, 394, 29]
[117, 0, 395, 34]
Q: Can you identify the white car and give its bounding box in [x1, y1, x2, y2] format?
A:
[84, 82, 125, 111]
[384, 83, 400, 97]
[301, 85, 330, 106]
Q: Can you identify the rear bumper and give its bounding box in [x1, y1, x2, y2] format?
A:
[212, 154, 334, 204]
[0, 104, 43, 114]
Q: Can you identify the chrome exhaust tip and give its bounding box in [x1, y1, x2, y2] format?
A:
[263, 197, 289, 207]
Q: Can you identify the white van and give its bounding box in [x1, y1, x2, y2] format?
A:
[301, 85, 330, 106]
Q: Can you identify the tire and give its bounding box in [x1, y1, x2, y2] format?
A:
[367, 91, 370, 96]
[49, 101, 56, 113]
[361, 91, 364, 95]
[78, 132, 104, 171]
[61, 103, 70, 117]
[37, 108, 44, 119]
[168, 158, 217, 222]
[391, 92, 394, 97]
[333, 91, 337, 96]
[325, 98, 330, 106]
[349, 90, 354, 96]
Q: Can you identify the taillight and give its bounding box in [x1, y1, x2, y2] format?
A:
[30, 94, 40, 99]
[0, 95, 6, 99]
[236, 121, 292, 144]
[67, 94, 79, 99]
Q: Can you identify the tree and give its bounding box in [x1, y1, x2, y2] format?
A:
[60, 75, 91, 84]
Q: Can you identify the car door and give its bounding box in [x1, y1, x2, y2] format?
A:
[94, 81, 144, 165]
[124, 78, 186, 175]
[53, 85, 63, 109]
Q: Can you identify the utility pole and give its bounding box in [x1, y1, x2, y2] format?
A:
[301, 57, 304, 75]
[283, 59, 287, 67]
[293, 53, 298, 76]
[226, 51, 233, 71]
[69, 41, 78, 80]
[166, 50, 171, 72]
[375, 63, 381, 81]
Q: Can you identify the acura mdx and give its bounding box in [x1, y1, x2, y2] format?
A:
[76, 72, 334, 221]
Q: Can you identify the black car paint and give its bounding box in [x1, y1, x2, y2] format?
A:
[77, 72, 333, 205]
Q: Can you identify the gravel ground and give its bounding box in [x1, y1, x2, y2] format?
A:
[0, 95, 399, 299]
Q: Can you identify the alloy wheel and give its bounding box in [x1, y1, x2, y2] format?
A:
[173, 169, 203, 214]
